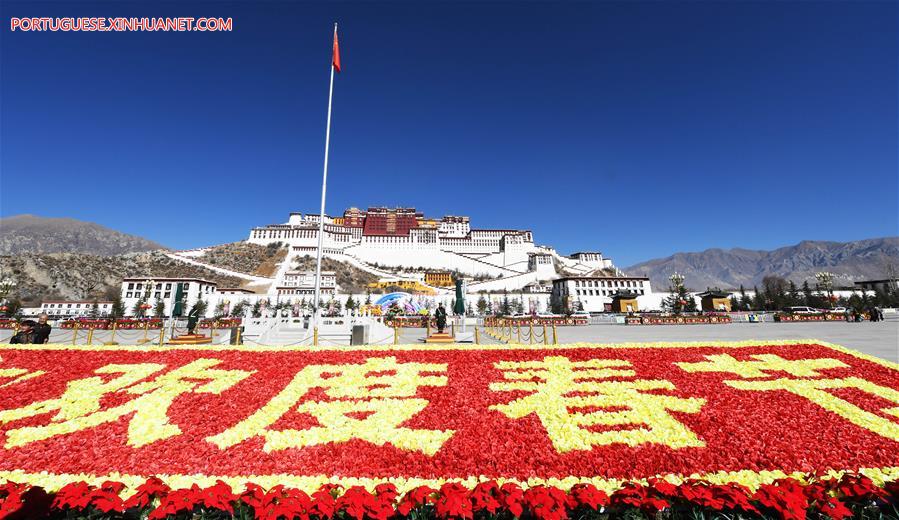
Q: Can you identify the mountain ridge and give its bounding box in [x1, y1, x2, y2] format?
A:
[0, 214, 165, 255]
[624, 237, 899, 290]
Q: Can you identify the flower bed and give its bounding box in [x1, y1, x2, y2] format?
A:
[626, 315, 732, 325]
[2, 474, 896, 520]
[385, 316, 431, 328]
[59, 319, 165, 330]
[774, 313, 850, 323]
[199, 317, 242, 329]
[0, 320, 16, 330]
[0, 340, 896, 519]
[485, 316, 589, 327]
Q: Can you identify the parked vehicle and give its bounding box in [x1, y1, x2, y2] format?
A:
[784, 306, 817, 314]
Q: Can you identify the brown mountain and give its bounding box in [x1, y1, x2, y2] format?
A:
[0, 251, 246, 305]
[0, 214, 165, 255]
[624, 237, 899, 291]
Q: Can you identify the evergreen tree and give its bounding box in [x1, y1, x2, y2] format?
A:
[752, 285, 764, 310]
[787, 281, 800, 307]
[476, 295, 488, 315]
[365, 291, 372, 305]
[213, 301, 226, 318]
[154, 300, 166, 318]
[231, 300, 248, 317]
[663, 275, 696, 314]
[802, 281, 814, 307]
[110, 296, 125, 319]
[345, 295, 356, 312]
[739, 285, 748, 311]
[89, 299, 100, 318]
[189, 295, 208, 317]
[132, 297, 146, 318]
[251, 301, 262, 318]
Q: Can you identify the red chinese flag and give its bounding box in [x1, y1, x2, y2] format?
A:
[332, 27, 341, 73]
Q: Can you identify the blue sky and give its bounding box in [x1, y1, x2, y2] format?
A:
[1, 1, 896, 266]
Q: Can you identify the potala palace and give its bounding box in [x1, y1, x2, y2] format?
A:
[117, 206, 662, 318]
[247, 206, 615, 282]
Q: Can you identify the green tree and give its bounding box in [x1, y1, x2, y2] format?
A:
[110, 296, 125, 319]
[663, 276, 696, 314]
[213, 301, 226, 318]
[89, 299, 100, 318]
[345, 295, 356, 312]
[787, 281, 801, 307]
[758, 276, 786, 310]
[752, 285, 764, 310]
[189, 295, 208, 318]
[132, 297, 146, 318]
[251, 300, 262, 318]
[739, 285, 749, 311]
[154, 299, 166, 318]
[231, 300, 248, 317]
[476, 295, 488, 315]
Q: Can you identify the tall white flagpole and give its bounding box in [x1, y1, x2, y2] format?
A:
[312, 22, 337, 337]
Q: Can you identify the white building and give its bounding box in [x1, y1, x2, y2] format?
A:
[275, 271, 336, 298]
[40, 300, 113, 318]
[121, 277, 218, 317]
[551, 275, 653, 313]
[246, 207, 551, 276]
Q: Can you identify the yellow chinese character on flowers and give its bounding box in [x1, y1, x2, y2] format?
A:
[489, 356, 705, 452]
[677, 354, 899, 441]
[208, 356, 453, 455]
[0, 359, 252, 448]
[0, 356, 45, 388]
[676, 354, 848, 378]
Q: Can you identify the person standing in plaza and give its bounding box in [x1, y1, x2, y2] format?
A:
[33, 313, 51, 344]
[435, 303, 447, 333]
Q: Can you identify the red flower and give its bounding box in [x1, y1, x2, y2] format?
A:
[833, 474, 885, 501]
[753, 479, 809, 520]
[498, 482, 525, 518]
[149, 485, 203, 520]
[311, 484, 339, 518]
[469, 481, 501, 514]
[819, 496, 854, 520]
[52, 481, 93, 510]
[0, 482, 29, 520]
[88, 480, 126, 513]
[611, 483, 669, 513]
[196, 480, 236, 513]
[522, 485, 572, 520]
[569, 483, 609, 510]
[397, 485, 437, 516]
[124, 476, 171, 510]
[434, 483, 472, 520]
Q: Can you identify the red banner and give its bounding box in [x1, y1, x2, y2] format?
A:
[0, 341, 896, 492]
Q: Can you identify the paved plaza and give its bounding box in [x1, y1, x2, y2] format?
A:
[2, 316, 896, 362]
[402, 317, 899, 362]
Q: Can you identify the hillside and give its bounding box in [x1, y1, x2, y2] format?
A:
[0, 251, 245, 305]
[625, 237, 899, 290]
[198, 242, 288, 277]
[0, 215, 165, 255]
